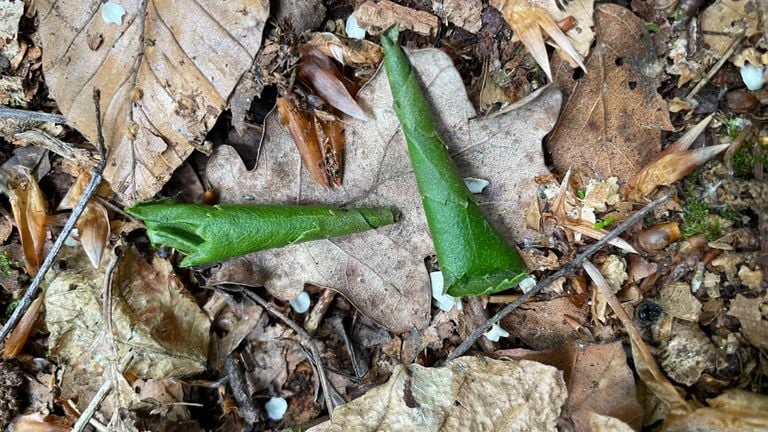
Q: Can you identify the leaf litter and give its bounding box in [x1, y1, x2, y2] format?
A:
[0, 0, 766, 430]
[206, 49, 562, 332]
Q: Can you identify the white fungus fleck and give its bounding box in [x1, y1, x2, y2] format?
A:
[430, 271, 462, 312]
[518, 276, 537, 293]
[345, 13, 366, 40]
[265, 396, 288, 421]
[483, 323, 509, 342]
[463, 177, 490, 194]
[740, 63, 766, 91]
[101, 2, 126, 25]
[289, 291, 311, 313]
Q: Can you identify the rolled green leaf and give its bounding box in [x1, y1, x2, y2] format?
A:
[380, 25, 528, 296]
[126, 201, 397, 267]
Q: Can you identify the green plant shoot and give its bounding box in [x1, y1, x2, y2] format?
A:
[127, 202, 397, 267]
[380, 25, 528, 297]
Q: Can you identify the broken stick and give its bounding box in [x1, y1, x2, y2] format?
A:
[446, 194, 672, 361]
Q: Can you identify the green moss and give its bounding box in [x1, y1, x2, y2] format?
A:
[0, 249, 11, 276]
[732, 141, 768, 177]
[682, 198, 721, 240]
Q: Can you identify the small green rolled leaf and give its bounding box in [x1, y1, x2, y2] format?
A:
[380, 25, 528, 297]
[126, 201, 397, 267]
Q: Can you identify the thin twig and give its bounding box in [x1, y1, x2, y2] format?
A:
[0, 89, 107, 346]
[221, 285, 337, 419]
[686, 32, 744, 101]
[0, 106, 68, 124]
[446, 194, 672, 361]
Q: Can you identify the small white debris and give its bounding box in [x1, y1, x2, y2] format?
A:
[345, 13, 366, 39]
[740, 63, 765, 91]
[289, 291, 311, 313]
[463, 177, 490, 194]
[483, 323, 509, 342]
[64, 228, 80, 247]
[430, 271, 462, 312]
[265, 396, 288, 421]
[101, 2, 126, 25]
[518, 276, 536, 293]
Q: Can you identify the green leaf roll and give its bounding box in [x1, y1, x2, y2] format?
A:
[127, 202, 397, 267]
[380, 25, 528, 296]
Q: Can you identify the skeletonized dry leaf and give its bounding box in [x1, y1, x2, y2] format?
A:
[45, 246, 210, 381]
[547, 4, 673, 183]
[658, 321, 719, 386]
[206, 50, 562, 333]
[39, 0, 269, 203]
[326, 357, 567, 431]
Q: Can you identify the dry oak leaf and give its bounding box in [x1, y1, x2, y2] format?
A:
[546, 4, 673, 183]
[325, 357, 567, 431]
[206, 50, 562, 333]
[727, 294, 768, 351]
[38, 0, 269, 203]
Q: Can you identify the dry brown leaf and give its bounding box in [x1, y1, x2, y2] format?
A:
[39, 0, 269, 204]
[7, 169, 47, 276]
[547, 4, 673, 183]
[45, 246, 210, 381]
[727, 293, 768, 351]
[501, 341, 643, 431]
[2, 296, 42, 357]
[629, 116, 727, 200]
[206, 50, 562, 333]
[500, 297, 588, 351]
[77, 201, 110, 268]
[325, 357, 567, 431]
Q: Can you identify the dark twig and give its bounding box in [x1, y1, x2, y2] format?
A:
[219, 285, 337, 419]
[0, 89, 107, 346]
[0, 106, 68, 124]
[446, 194, 672, 361]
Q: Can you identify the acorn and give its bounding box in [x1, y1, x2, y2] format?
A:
[637, 222, 681, 251]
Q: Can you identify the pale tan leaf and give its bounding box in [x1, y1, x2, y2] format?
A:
[77, 201, 110, 268]
[548, 5, 673, 183]
[589, 413, 635, 432]
[39, 0, 269, 204]
[327, 357, 567, 431]
[665, 390, 768, 431]
[206, 50, 562, 333]
[45, 245, 210, 413]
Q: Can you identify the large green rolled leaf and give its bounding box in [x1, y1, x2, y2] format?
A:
[127, 202, 397, 267]
[380, 26, 528, 296]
